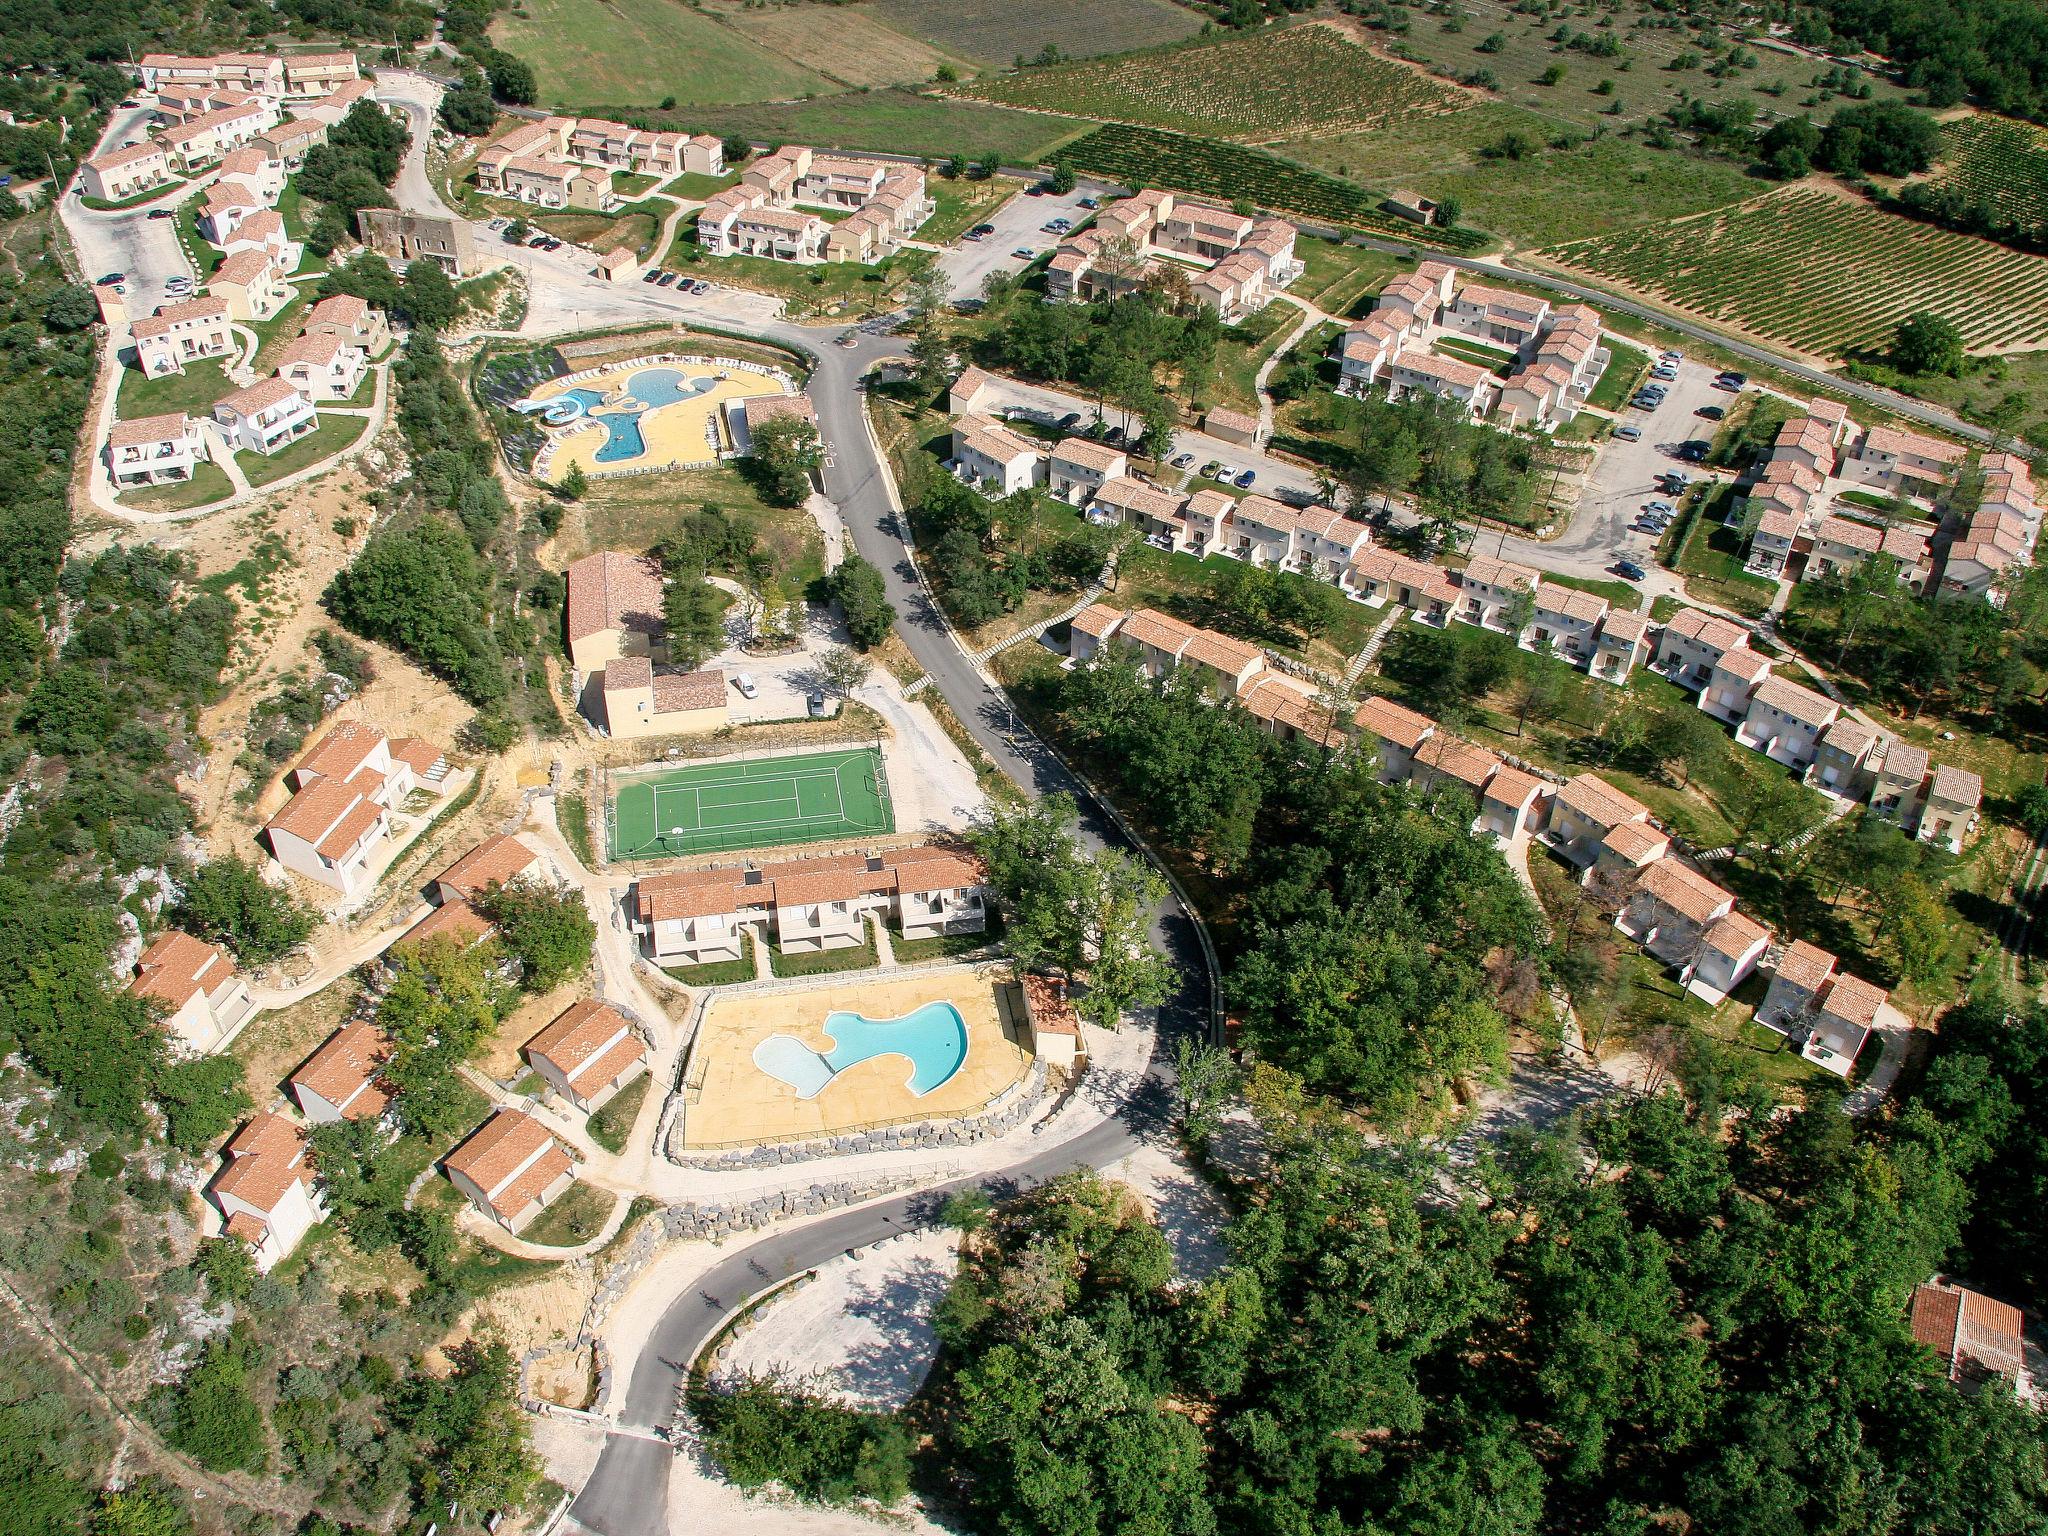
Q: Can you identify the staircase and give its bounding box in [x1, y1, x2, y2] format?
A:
[1343, 604, 1407, 690]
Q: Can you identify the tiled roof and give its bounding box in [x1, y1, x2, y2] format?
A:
[1819, 716, 1879, 756]
[129, 931, 234, 1009]
[291, 1022, 392, 1119]
[1928, 763, 1982, 808]
[1483, 764, 1548, 809]
[653, 667, 727, 713]
[1238, 675, 1334, 738]
[1663, 607, 1748, 654]
[1910, 1280, 2027, 1383]
[1394, 347, 1491, 390]
[1878, 741, 1930, 783]
[1417, 733, 1500, 790]
[1181, 631, 1265, 677]
[1815, 515, 1882, 553]
[1020, 973, 1080, 1037]
[1749, 675, 1838, 729]
[444, 1109, 570, 1218]
[436, 834, 539, 898]
[306, 293, 367, 327]
[296, 720, 383, 784]
[565, 551, 665, 644]
[216, 377, 302, 417]
[88, 141, 167, 172]
[1701, 909, 1771, 959]
[274, 331, 351, 370]
[741, 393, 815, 430]
[1715, 648, 1772, 684]
[109, 412, 192, 449]
[211, 248, 275, 287]
[1598, 609, 1649, 645]
[526, 999, 639, 1088]
[130, 295, 231, 338]
[1774, 939, 1837, 992]
[1069, 603, 1124, 641]
[1635, 858, 1734, 926]
[212, 1112, 311, 1214]
[1116, 608, 1196, 657]
[602, 656, 653, 692]
[1205, 406, 1259, 434]
[1353, 695, 1436, 752]
[1556, 772, 1650, 830]
[388, 736, 444, 776]
[1051, 436, 1126, 474]
[315, 795, 383, 861]
[1093, 476, 1186, 522]
[401, 896, 492, 950]
[1862, 425, 1963, 465]
[633, 845, 981, 923]
[1463, 554, 1538, 594]
[1601, 820, 1669, 864]
[1820, 971, 1886, 1028]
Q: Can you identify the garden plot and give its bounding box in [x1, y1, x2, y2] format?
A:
[1537, 186, 2048, 359]
[1931, 114, 2048, 232]
[955, 23, 1470, 141]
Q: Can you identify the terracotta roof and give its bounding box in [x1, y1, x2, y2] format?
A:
[566, 551, 666, 645]
[1051, 436, 1126, 474]
[633, 845, 981, 923]
[401, 896, 493, 949]
[129, 931, 235, 1009]
[1634, 858, 1735, 926]
[291, 1022, 392, 1119]
[306, 293, 367, 327]
[1069, 603, 1124, 641]
[274, 331, 352, 370]
[1775, 939, 1837, 993]
[741, 393, 816, 430]
[1663, 607, 1748, 654]
[1714, 648, 1772, 684]
[1701, 909, 1771, 960]
[1239, 675, 1334, 738]
[1910, 1279, 2028, 1383]
[602, 656, 653, 692]
[444, 1109, 569, 1216]
[1819, 717, 1879, 757]
[296, 721, 384, 784]
[223, 208, 283, 246]
[1353, 695, 1436, 752]
[1093, 476, 1187, 522]
[1116, 608, 1196, 657]
[89, 141, 167, 172]
[1748, 675, 1838, 730]
[956, 414, 1042, 465]
[130, 295, 230, 337]
[1180, 631, 1264, 678]
[265, 771, 370, 845]
[315, 794, 384, 860]
[388, 736, 444, 776]
[1816, 515, 1883, 553]
[1862, 425, 1963, 465]
[1821, 971, 1886, 1028]
[216, 377, 303, 418]
[109, 412, 192, 449]
[1601, 820, 1669, 865]
[653, 667, 728, 713]
[437, 835, 540, 899]
[1556, 772, 1650, 830]
[1020, 973, 1080, 1037]
[211, 248, 275, 288]
[1599, 609, 1649, 645]
[224, 1210, 269, 1244]
[1538, 586, 1609, 626]
[211, 1112, 311, 1214]
[1395, 346, 1491, 390]
[1205, 406, 1259, 434]
[527, 999, 640, 1088]
[1417, 734, 1500, 791]
[1879, 741, 1930, 784]
[890, 851, 986, 893]
[1483, 765, 1548, 809]
[1455, 282, 1547, 320]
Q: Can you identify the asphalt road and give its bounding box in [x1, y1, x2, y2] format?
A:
[934, 182, 1092, 302]
[61, 103, 193, 313]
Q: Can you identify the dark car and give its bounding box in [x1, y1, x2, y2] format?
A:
[1676, 442, 1709, 462]
[98, 272, 124, 286]
[642, 269, 662, 283]
[1616, 560, 1648, 580]
[147, 207, 175, 219]
[1102, 425, 1127, 446]
[1057, 411, 1082, 430]
[1696, 404, 1725, 420]
[657, 271, 678, 286]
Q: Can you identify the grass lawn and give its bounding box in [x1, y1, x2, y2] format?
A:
[517, 1181, 619, 1249]
[82, 176, 189, 212]
[892, 911, 1004, 964]
[557, 780, 598, 870]
[174, 191, 219, 277]
[586, 1074, 651, 1155]
[662, 937, 759, 988]
[565, 460, 824, 588]
[870, 0, 1202, 66]
[238, 415, 368, 487]
[1587, 336, 1653, 411]
[1212, 302, 1296, 411]
[1433, 335, 1518, 374]
[1539, 569, 1645, 610]
[661, 169, 740, 202]
[670, 89, 1089, 167]
[919, 176, 1025, 245]
[1292, 236, 1409, 317]
[492, 0, 829, 109]
[721, 1, 972, 88]
[1669, 486, 1778, 618]
[116, 359, 229, 419]
[768, 928, 879, 979]
[613, 171, 662, 199]
[668, 228, 899, 317]
[114, 459, 235, 513]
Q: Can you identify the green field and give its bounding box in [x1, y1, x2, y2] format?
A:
[1540, 187, 2048, 359]
[1930, 113, 2048, 231]
[957, 25, 1469, 140]
[492, 0, 830, 110]
[670, 88, 1088, 166]
[608, 747, 894, 860]
[871, 0, 1202, 66]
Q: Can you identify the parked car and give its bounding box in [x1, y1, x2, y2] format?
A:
[1646, 499, 1674, 514]
[1676, 441, 1709, 462]
[1200, 460, 1220, 477]
[97, 272, 124, 287]
[733, 673, 759, 700]
[1041, 221, 1063, 233]
[1661, 350, 1683, 362]
[1612, 423, 1643, 441]
[1078, 196, 1100, 209]
[1696, 404, 1725, 420]
[1103, 426, 1127, 446]
[1628, 397, 1658, 411]
[642, 269, 662, 283]
[1058, 411, 1082, 430]
[1212, 463, 1237, 481]
[164, 277, 192, 295]
[527, 233, 548, 247]
[657, 271, 678, 286]
[807, 690, 829, 718]
[1171, 452, 1194, 468]
[1235, 469, 1257, 488]
[1011, 247, 1035, 259]
[1026, 184, 1047, 196]
[147, 207, 175, 219]
[1616, 560, 1647, 580]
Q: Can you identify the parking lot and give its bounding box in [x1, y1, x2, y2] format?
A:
[936, 181, 1095, 301]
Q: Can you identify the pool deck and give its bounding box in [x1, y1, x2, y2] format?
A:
[527, 359, 779, 477]
[681, 968, 1032, 1150]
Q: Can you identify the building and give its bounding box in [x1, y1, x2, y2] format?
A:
[432, 833, 542, 906]
[595, 246, 639, 283]
[209, 249, 291, 322]
[80, 141, 173, 203]
[1803, 970, 1885, 1074]
[499, 154, 616, 212]
[1591, 608, 1650, 684]
[212, 378, 317, 456]
[1445, 282, 1550, 348]
[1342, 549, 1460, 625]
[443, 1109, 577, 1232]
[272, 332, 367, 401]
[1385, 347, 1499, 418]
[1227, 498, 1369, 578]
[303, 293, 389, 355]
[524, 999, 647, 1112]
[1091, 477, 1193, 548]
[1616, 858, 1738, 971]
[1654, 606, 1751, 691]
[262, 723, 437, 894]
[1044, 190, 1299, 316]
[1048, 437, 1128, 504]
[106, 412, 211, 490]
[565, 550, 668, 674]
[160, 99, 280, 171]
[1411, 733, 1503, 809]
[139, 51, 288, 96]
[1529, 585, 1609, 667]
[952, 415, 1047, 495]
[1735, 675, 1839, 771]
[701, 196, 827, 260]
[1455, 555, 1541, 635]
[632, 844, 987, 965]
[1689, 908, 1773, 1003]
[209, 1112, 323, 1271]
[1844, 425, 1963, 500]
[1353, 695, 1437, 783]
[289, 1022, 393, 1123]
[1756, 938, 1836, 1033]
[1919, 763, 1983, 853]
[1699, 646, 1772, 726]
[1807, 716, 1883, 800]
[695, 146, 928, 263]
[283, 51, 359, 100]
[127, 931, 254, 1053]
[1238, 673, 1338, 745]
[255, 114, 327, 170]
[1083, 608, 1266, 698]
[1808, 515, 1883, 581]
[361, 208, 478, 275]
[598, 658, 731, 739]
[1018, 973, 1081, 1070]
[1495, 303, 1608, 430]
[1910, 1278, 2037, 1403]
[1871, 741, 1932, 830]
[1480, 765, 1553, 843]
[130, 295, 233, 377]
[1205, 406, 1265, 448]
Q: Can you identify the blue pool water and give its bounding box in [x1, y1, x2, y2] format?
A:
[519, 368, 720, 463]
[753, 1001, 969, 1100]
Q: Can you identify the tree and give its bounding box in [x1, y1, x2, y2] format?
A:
[400, 258, 463, 330]
[820, 644, 870, 697]
[327, 518, 508, 705]
[971, 795, 1096, 974]
[92, 1482, 189, 1536]
[439, 76, 497, 137]
[1759, 113, 1821, 178]
[559, 460, 587, 501]
[1891, 311, 1966, 377]
[505, 216, 531, 244]
[1433, 194, 1463, 228]
[722, 134, 753, 165]
[42, 284, 97, 332]
[1077, 850, 1173, 1029]
[485, 51, 538, 104]
[166, 1337, 265, 1473]
[472, 878, 595, 990]
[828, 556, 895, 649]
[170, 855, 315, 964]
[748, 415, 822, 507]
[1048, 159, 1076, 195]
[194, 1236, 258, 1302]
[1173, 1036, 1237, 1147]
[154, 1055, 250, 1152]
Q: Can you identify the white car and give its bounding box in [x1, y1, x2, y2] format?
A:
[733, 673, 759, 699]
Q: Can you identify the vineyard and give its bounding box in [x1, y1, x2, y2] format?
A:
[1931, 114, 2048, 230]
[954, 24, 1470, 141]
[1059, 123, 1490, 249]
[1537, 187, 2048, 358]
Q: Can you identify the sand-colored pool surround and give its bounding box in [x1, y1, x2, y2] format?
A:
[680, 971, 1034, 1150]
[521, 352, 796, 479]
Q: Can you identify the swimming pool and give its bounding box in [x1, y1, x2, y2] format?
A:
[522, 367, 722, 464]
[754, 1001, 969, 1100]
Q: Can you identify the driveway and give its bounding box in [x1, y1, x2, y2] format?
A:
[60, 104, 195, 314]
[934, 182, 1093, 302]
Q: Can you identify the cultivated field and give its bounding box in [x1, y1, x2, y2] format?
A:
[957, 24, 1470, 140]
[1931, 113, 2048, 231]
[870, 0, 1202, 66]
[716, 1, 967, 89]
[1058, 122, 1490, 248]
[1538, 186, 2048, 358]
[491, 0, 829, 109]
[679, 88, 1087, 166]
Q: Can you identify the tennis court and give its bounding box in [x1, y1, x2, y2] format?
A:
[608, 747, 895, 860]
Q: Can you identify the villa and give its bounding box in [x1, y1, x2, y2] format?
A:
[1844, 424, 1963, 501]
[444, 1109, 577, 1233]
[524, 999, 648, 1113]
[1048, 437, 1128, 504]
[1044, 189, 1300, 319]
[1654, 606, 1750, 691]
[273, 332, 367, 401]
[1699, 646, 1773, 726]
[290, 1022, 393, 1123]
[1446, 282, 1550, 348]
[130, 295, 233, 376]
[209, 1112, 323, 1271]
[1385, 347, 1498, 418]
[433, 833, 543, 906]
[1734, 675, 1839, 771]
[1353, 695, 1437, 783]
[696, 145, 928, 264]
[160, 99, 280, 171]
[1802, 970, 1887, 1074]
[218, 208, 302, 273]
[1454, 555, 1541, 634]
[1808, 716, 1883, 800]
[1069, 606, 1266, 698]
[952, 415, 1046, 494]
[1911, 1278, 2037, 1403]
[262, 723, 445, 894]
[210, 249, 292, 322]
[1528, 584, 1609, 667]
[255, 114, 328, 169]
[1616, 857, 1740, 972]
[1480, 765, 1553, 843]
[106, 412, 210, 490]
[212, 378, 317, 456]
[630, 844, 988, 966]
[1544, 772, 1658, 872]
[303, 293, 390, 355]
[127, 930, 254, 1054]
[80, 141, 173, 203]
[563, 550, 731, 737]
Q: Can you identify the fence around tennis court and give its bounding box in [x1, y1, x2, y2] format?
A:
[604, 743, 896, 861]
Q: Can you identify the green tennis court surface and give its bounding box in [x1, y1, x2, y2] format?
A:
[608, 748, 894, 860]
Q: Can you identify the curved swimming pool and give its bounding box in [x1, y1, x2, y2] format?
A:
[524, 366, 723, 464]
[754, 1000, 970, 1100]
